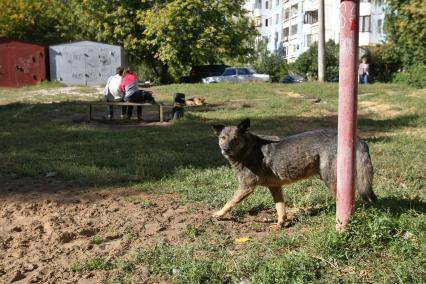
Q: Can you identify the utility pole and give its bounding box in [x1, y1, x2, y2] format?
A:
[336, 0, 359, 232]
[318, 0, 325, 82]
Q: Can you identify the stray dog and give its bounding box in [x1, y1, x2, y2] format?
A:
[186, 97, 206, 106]
[211, 119, 377, 229]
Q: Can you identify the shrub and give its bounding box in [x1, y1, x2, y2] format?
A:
[406, 64, 426, 88]
[251, 41, 289, 82]
[292, 40, 339, 81]
[391, 64, 426, 88]
[362, 44, 403, 82]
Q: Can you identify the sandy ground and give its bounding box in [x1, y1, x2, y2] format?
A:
[0, 177, 287, 284]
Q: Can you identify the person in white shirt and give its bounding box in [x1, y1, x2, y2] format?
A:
[358, 57, 369, 84]
[103, 67, 125, 119]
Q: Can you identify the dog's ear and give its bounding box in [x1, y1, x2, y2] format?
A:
[238, 118, 250, 133]
[211, 124, 225, 136]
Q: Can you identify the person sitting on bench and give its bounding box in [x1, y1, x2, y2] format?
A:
[119, 67, 144, 120]
[103, 66, 126, 119]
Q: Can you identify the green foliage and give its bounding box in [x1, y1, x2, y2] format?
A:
[141, 0, 256, 67]
[66, 0, 257, 83]
[291, 40, 339, 81]
[385, 0, 426, 66]
[0, 0, 73, 45]
[252, 42, 288, 82]
[392, 64, 426, 88]
[362, 45, 403, 82]
[405, 64, 426, 88]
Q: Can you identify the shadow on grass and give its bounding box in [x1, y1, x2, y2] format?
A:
[375, 197, 426, 216]
[0, 101, 421, 192]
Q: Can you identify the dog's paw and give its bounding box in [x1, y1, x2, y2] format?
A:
[211, 211, 225, 220]
[269, 222, 285, 231]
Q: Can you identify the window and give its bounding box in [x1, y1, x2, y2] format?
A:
[265, 18, 269, 27]
[255, 16, 262, 27]
[304, 10, 318, 24]
[291, 24, 298, 36]
[275, 13, 279, 24]
[360, 15, 371, 32]
[291, 4, 298, 17]
[276, 0, 279, 6]
[223, 69, 236, 76]
[265, 0, 269, 9]
[237, 68, 251, 75]
[377, 19, 383, 33]
[283, 8, 290, 20]
[255, 0, 262, 9]
[282, 27, 289, 41]
[305, 34, 313, 47]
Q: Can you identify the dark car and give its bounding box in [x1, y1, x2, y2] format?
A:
[181, 65, 229, 83]
[280, 74, 305, 83]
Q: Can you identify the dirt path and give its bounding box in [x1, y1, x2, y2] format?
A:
[0, 178, 278, 283]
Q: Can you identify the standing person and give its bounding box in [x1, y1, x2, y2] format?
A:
[358, 57, 369, 84]
[103, 67, 126, 119]
[119, 67, 143, 120]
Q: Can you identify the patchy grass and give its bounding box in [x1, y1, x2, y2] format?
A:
[68, 257, 111, 273]
[1, 82, 425, 283]
[90, 236, 106, 245]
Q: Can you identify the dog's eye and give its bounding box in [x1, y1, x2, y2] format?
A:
[219, 136, 226, 140]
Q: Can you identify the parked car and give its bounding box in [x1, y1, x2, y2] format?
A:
[202, 67, 271, 84]
[280, 74, 305, 84]
[180, 65, 229, 83]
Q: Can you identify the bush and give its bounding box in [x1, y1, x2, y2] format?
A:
[406, 64, 426, 88]
[251, 41, 289, 82]
[291, 40, 339, 82]
[391, 64, 426, 88]
[362, 44, 403, 82]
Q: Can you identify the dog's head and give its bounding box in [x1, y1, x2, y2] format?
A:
[211, 119, 250, 157]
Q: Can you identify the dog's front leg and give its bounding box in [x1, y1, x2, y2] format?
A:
[212, 185, 254, 218]
[268, 186, 286, 229]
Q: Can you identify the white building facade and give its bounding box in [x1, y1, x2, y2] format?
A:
[244, 0, 386, 62]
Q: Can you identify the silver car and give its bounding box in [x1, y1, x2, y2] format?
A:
[202, 67, 271, 83]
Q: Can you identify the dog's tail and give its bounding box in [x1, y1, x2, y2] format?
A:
[356, 140, 377, 203]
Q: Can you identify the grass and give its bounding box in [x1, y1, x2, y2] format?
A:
[1, 81, 425, 283]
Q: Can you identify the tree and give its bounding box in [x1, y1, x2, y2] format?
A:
[140, 0, 256, 80]
[252, 41, 288, 82]
[67, 0, 256, 83]
[385, 0, 426, 65]
[0, 0, 73, 45]
[292, 40, 339, 81]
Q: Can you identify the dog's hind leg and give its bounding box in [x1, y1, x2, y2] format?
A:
[212, 185, 254, 218]
[269, 187, 286, 229]
[319, 156, 337, 198]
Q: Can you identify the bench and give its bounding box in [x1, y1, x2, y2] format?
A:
[88, 102, 165, 122]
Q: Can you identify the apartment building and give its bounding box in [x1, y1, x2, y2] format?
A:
[244, 0, 386, 62]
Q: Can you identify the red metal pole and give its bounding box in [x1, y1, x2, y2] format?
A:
[336, 0, 359, 232]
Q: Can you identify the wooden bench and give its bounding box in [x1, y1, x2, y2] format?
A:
[88, 102, 165, 122]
